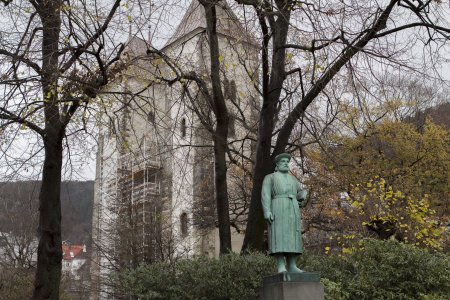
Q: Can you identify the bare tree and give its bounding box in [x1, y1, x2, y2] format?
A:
[0, 182, 39, 269]
[236, 0, 450, 251]
[0, 0, 130, 298]
[196, 0, 232, 254]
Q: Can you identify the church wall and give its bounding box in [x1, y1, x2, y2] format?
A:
[92, 3, 261, 295]
[169, 35, 203, 258]
[173, 31, 260, 255]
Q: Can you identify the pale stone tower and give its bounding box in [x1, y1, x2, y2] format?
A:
[90, 1, 258, 298]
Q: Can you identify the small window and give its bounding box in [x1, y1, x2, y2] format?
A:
[180, 212, 188, 237]
[181, 118, 187, 138]
[229, 80, 237, 102]
[121, 107, 131, 132]
[228, 116, 236, 138]
[107, 118, 115, 138]
[145, 168, 158, 183]
[224, 79, 237, 103]
[147, 111, 155, 123]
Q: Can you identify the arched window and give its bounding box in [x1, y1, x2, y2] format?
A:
[180, 212, 188, 237]
[228, 115, 236, 138]
[224, 78, 237, 103]
[181, 118, 187, 138]
[147, 111, 155, 123]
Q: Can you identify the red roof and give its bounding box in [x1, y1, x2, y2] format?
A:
[62, 244, 86, 260]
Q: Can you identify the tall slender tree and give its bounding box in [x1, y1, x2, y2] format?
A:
[197, 0, 232, 254]
[0, 0, 126, 298]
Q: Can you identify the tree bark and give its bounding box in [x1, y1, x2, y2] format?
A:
[202, 0, 232, 254]
[32, 1, 64, 299]
[33, 139, 64, 300]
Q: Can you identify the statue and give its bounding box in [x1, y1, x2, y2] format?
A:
[262, 153, 308, 273]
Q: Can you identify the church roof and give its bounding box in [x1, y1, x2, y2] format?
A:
[163, 0, 257, 49]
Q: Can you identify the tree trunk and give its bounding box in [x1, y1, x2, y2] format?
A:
[241, 150, 273, 252]
[202, 0, 232, 254]
[213, 133, 232, 254]
[32, 140, 63, 299]
[33, 2, 64, 298]
[241, 5, 291, 252]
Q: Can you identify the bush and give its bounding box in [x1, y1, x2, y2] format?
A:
[116, 239, 450, 300]
[300, 239, 450, 300]
[0, 266, 83, 300]
[0, 267, 34, 300]
[115, 252, 275, 300]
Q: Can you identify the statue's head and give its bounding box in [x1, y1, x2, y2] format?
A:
[275, 153, 291, 173]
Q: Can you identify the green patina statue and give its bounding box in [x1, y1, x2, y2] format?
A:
[262, 153, 308, 273]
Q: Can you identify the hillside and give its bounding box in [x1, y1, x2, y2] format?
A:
[0, 181, 94, 244]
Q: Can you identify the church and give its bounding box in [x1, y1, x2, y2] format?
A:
[90, 1, 259, 298]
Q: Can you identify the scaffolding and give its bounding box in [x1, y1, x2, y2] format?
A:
[115, 145, 163, 265]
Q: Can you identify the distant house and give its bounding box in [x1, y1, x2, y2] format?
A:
[62, 241, 88, 280]
[62, 241, 91, 299]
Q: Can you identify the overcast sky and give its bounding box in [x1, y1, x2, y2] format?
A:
[1, 0, 449, 182]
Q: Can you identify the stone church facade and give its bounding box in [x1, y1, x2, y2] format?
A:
[90, 1, 258, 298]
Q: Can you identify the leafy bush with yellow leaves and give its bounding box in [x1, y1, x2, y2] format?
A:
[345, 177, 444, 250]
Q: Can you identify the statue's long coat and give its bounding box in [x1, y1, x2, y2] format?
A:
[262, 172, 306, 254]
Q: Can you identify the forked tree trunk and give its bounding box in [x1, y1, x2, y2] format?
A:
[241, 4, 291, 252]
[241, 0, 397, 252]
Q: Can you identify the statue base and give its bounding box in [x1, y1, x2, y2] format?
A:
[260, 272, 324, 300]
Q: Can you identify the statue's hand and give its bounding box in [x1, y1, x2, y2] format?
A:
[264, 212, 274, 224]
[297, 196, 308, 208]
[297, 190, 307, 201]
[298, 199, 306, 208]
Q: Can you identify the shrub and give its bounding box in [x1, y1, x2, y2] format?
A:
[0, 267, 34, 300]
[115, 252, 275, 300]
[0, 266, 86, 300]
[300, 239, 450, 300]
[116, 239, 450, 300]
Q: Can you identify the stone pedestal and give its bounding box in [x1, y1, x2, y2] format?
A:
[260, 272, 324, 300]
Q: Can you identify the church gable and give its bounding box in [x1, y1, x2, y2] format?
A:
[164, 0, 257, 49]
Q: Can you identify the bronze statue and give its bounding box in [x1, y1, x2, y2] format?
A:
[262, 153, 307, 273]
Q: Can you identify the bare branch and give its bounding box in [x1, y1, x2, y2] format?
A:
[0, 109, 44, 136]
[0, 49, 42, 74]
[284, 36, 341, 52]
[60, 0, 122, 73]
[374, 22, 450, 39]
